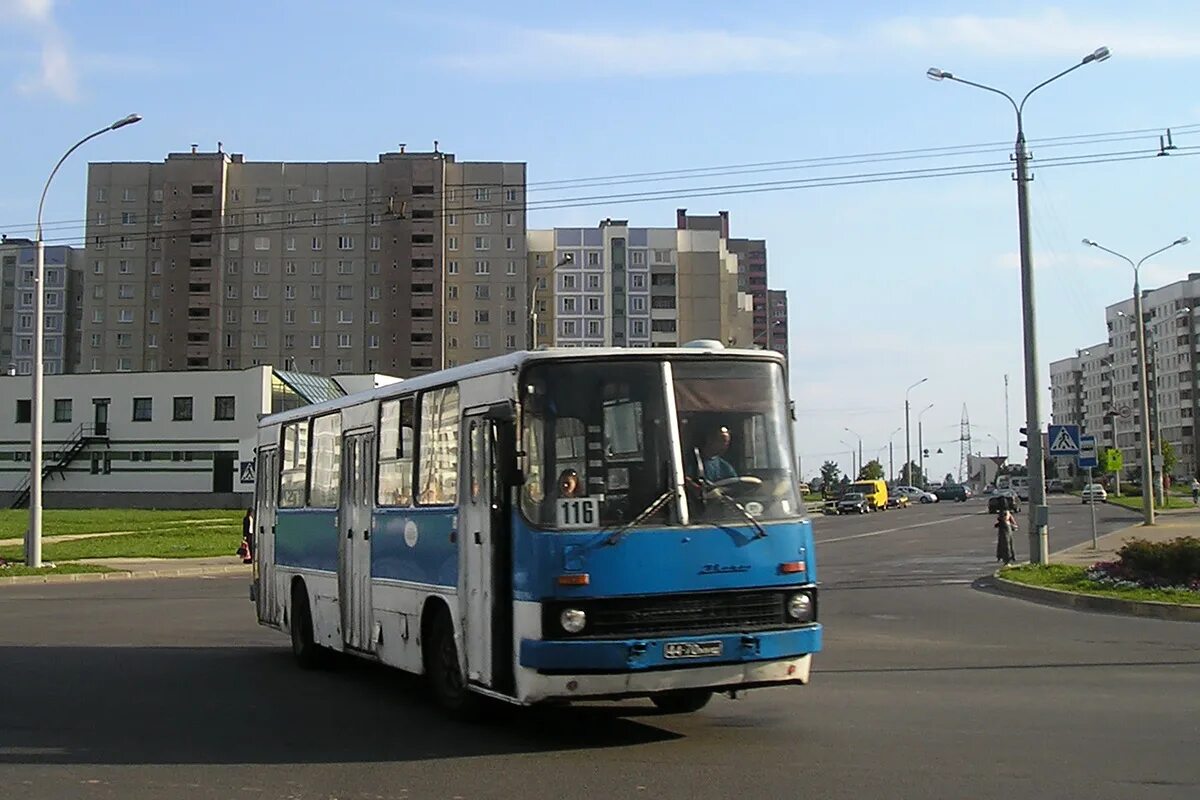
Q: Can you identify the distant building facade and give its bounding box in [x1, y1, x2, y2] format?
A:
[81, 147, 526, 378]
[0, 237, 83, 376]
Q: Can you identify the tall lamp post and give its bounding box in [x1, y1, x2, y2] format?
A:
[929, 46, 1110, 564]
[26, 113, 142, 569]
[843, 427, 863, 479]
[529, 252, 573, 348]
[1083, 236, 1189, 526]
[888, 426, 902, 483]
[904, 377, 928, 488]
[918, 403, 934, 488]
[839, 439, 856, 482]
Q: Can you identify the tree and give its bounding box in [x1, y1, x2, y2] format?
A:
[1161, 438, 1178, 476]
[895, 461, 925, 487]
[858, 460, 884, 480]
[820, 460, 840, 488]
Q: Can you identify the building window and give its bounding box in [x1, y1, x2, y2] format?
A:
[53, 399, 72, 423]
[505, 188, 518, 202]
[311, 334, 322, 348]
[475, 188, 491, 202]
[475, 213, 491, 226]
[214, 396, 236, 421]
[630, 273, 646, 289]
[447, 309, 459, 325]
[337, 333, 352, 348]
[133, 397, 152, 421]
[561, 297, 577, 313]
[447, 236, 459, 251]
[118, 309, 134, 323]
[587, 320, 602, 337]
[337, 260, 353, 275]
[631, 250, 646, 266]
[337, 309, 353, 323]
[337, 235, 354, 250]
[475, 260, 490, 275]
[253, 309, 268, 323]
[474, 309, 490, 324]
[447, 260, 459, 275]
[473, 334, 491, 349]
[474, 236, 490, 251]
[173, 396, 193, 421]
[505, 212, 516, 227]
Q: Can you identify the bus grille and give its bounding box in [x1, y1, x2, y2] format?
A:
[543, 589, 812, 640]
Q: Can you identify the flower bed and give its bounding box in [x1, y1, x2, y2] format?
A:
[1085, 536, 1200, 592]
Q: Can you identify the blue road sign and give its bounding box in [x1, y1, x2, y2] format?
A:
[1078, 434, 1098, 469]
[1048, 424, 1080, 457]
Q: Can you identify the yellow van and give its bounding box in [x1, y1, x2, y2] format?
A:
[848, 480, 888, 511]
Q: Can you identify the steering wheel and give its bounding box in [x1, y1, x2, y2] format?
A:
[708, 476, 762, 497]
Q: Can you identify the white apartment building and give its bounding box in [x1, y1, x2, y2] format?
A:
[527, 215, 752, 349]
[1050, 272, 1200, 480]
[0, 367, 396, 508]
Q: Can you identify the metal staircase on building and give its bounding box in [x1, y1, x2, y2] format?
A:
[9, 424, 109, 509]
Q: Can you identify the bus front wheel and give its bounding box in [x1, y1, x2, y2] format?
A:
[651, 689, 713, 714]
[424, 605, 482, 718]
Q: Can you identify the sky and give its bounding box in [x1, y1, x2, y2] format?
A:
[1, 0, 1198, 484]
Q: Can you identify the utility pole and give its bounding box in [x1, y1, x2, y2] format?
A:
[1005, 374, 1011, 458]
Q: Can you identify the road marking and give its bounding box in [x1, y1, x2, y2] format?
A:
[815, 513, 977, 544]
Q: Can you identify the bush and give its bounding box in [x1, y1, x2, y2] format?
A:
[1115, 536, 1200, 587]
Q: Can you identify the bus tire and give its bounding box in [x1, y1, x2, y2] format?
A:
[290, 581, 329, 670]
[423, 603, 482, 718]
[651, 689, 713, 714]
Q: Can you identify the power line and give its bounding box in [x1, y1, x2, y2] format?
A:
[4, 121, 1195, 236]
[21, 145, 1198, 248]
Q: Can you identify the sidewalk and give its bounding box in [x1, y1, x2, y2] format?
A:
[0, 556, 250, 585]
[1052, 507, 1200, 567]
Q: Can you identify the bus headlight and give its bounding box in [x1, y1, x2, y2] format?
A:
[559, 608, 587, 634]
[786, 593, 814, 622]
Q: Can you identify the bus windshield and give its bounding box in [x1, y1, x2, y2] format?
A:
[674, 359, 800, 524]
[520, 357, 800, 530]
[521, 360, 673, 529]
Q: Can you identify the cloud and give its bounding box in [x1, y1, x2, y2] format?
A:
[436, 9, 1200, 80]
[1, 0, 77, 100]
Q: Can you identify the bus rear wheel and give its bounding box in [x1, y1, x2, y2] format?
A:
[651, 689, 713, 714]
[424, 605, 482, 718]
[290, 583, 330, 669]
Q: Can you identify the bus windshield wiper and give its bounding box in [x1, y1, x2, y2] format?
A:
[699, 480, 768, 539]
[603, 488, 675, 546]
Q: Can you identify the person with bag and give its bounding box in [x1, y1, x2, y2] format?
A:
[994, 508, 1016, 565]
[237, 508, 254, 564]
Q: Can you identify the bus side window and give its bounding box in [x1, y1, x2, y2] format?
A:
[308, 413, 342, 508]
[279, 422, 308, 508]
[417, 385, 460, 506]
[378, 397, 414, 507]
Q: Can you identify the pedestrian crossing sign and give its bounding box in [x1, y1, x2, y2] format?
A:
[1047, 424, 1080, 457]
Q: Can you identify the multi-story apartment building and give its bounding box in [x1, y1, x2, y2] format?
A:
[0, 237, 83, 375]
[527, 212, 753, 349]
[727, 236, 769, 339]
[82, 147, 525, 377]
[767, 288, 790, 366]
[1051, 272, 1200, 480]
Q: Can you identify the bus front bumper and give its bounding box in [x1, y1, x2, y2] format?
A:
[516, 625, 821, 701]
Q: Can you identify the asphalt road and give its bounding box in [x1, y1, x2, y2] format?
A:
[2, 499, 1198, 800]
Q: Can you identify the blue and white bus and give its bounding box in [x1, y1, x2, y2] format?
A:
[251, 343, 821, 714]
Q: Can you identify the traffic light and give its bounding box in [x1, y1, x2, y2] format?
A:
[1019, 426, 1029, 449]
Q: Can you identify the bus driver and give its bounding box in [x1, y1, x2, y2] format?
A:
[700, 425, 738, 482]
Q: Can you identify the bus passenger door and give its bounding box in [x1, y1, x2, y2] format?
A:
[255, 446, 280, 625]
[461, 413, 494, 686]
[339, 430, 376, 652]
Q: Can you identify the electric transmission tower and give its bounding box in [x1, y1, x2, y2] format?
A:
[958, 404, 972, 483]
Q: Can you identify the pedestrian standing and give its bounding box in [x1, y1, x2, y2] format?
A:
[994, 509, 1016, 565]
[238, 508, 254, 564]
[1191, 477, 1199, 506]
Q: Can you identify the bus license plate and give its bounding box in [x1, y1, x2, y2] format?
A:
[663, 641, 723, 659]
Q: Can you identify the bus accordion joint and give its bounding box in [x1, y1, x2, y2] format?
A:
[778, 561, 806, 575]
[556, 573, 590, 587]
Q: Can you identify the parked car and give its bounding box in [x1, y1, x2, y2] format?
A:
[836, 492, 871, 514]
[935, 484, 970, 502]
[988, 490, 1021, 513]
[1046, 479, 1066, 494]
[886, 493, 910, 509]
[895, 485, 938, 504]
[1080, 483, 1108, 504]
[848, 480, 889, 511]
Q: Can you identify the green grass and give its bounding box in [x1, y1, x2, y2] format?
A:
[0, 508, 241, 539]
[1105, 495, 1195, 512]
[0, 526, 241, 561]
[1001, 564, 1200, 605]
[803, 493, 823, 503]
[1, 562, 117, 577]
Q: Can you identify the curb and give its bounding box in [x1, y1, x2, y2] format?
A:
[0, 563, 250, 586]
[986, 573, 1200, 623]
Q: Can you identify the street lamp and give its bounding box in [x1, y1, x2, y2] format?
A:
[1083, 235, 1189, 525]
[888, 426, 902, 483]
[753, 318, 785, 349]
[904, 377, 928, 488]
[26, 113, 142, 569]
[918, 403, 934, 488]
[987, 433, 1002, 456]
[843, 427, 863, 478]
[930, 47, 1109, 564]
[529, 252, 574, 349]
